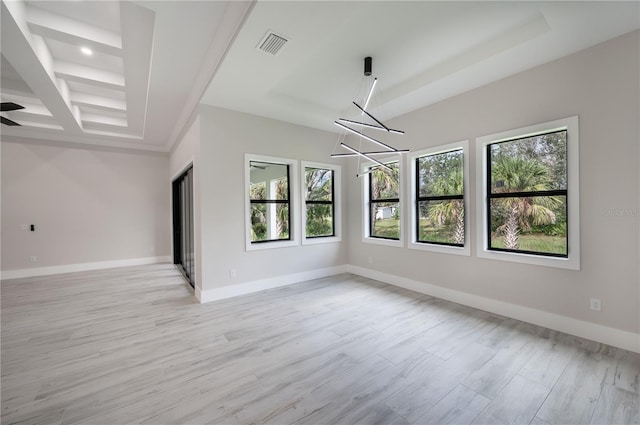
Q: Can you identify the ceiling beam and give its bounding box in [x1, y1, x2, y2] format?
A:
[54, 61, 125, 91]
[81, 113, 127, 128]
[119, 2, 154, 137]
[5, 109, 57, 126]
[69, 93, 126, 113]
[26, 4, 122, 57]
[0, 78, 34, 95]
[1, 0, 83, 133]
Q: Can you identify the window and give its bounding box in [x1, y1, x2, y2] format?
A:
[302, 161, 341, 244]
[363, 160, 403, 247]
[409, 141, 470, 255]
[476, 116, 580, 269]
[245, 154, 299, 251]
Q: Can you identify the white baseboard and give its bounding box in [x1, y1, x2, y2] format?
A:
[195, 285, 204, 303]
[199, 265, 349, 303]
[1, 256, 172, 280]
[347, 265, 640, 353]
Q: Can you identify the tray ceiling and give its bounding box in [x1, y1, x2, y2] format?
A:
[1, 1, 638, 152]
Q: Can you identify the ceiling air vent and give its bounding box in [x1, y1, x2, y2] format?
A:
[257, 31, 288, 55]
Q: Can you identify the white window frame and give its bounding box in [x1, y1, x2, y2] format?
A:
[409, 140, 470, 256]
[476, 116, 580, 270]
[301, 161, 342, 245]
[361, 158, 404, 248]
[245, 153, 299, 251]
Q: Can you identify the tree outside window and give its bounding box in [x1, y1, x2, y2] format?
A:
[416, 149, 464, 246]
[249, 161, 290, 243]
[369, 162, 400, 240]
[487, 130, 568, 257]
[305, 167, 334, 238]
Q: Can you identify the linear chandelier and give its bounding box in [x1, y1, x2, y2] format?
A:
[331, 57, 408, 176]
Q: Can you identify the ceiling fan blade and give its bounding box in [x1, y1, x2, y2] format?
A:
[1, 102, 25, 112]
[1, 116, 21, 126]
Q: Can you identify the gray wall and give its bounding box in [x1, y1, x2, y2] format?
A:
[196, 106, 347, 293]
[346, 31, 639, 334]
[1, 141, 171, 271]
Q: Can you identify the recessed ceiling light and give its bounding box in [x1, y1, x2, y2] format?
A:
[80, 47, 93, 56]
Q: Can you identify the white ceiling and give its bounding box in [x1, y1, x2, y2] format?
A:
[1, 0, 252, 152]
[202, 1, 640, 134]
[1, 1, 638, 152]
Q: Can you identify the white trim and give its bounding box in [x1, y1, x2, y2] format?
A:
[170, 157, 194, 182]
[475, 116, 580, 270]
[195, 285, 203, 303]
[347, 265, 638, 353]
[361, 158, 405, 248]
[301, 161, 342, 245]
[199, 265, 348, 303]
[245, 153, 300, 251]
[1, 256, 172, 280]
[408, 140, 470, 256]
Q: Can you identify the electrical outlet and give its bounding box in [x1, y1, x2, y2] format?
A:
[229, 269, 237, 278]
[30, 256, 37, 263]
[590, 298, 602, 311]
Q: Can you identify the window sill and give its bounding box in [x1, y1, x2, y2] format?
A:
[362, 236, 404, 248]
[408, 241, 470, 256]
[246, 239, 298, 252]
[477, 248, 579, 270]
[302, 236, 342, 245]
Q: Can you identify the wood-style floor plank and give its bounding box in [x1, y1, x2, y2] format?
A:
[2, 264, 638, 425]
[471, 374, 550, 425]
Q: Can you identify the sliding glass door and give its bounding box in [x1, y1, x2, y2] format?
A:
[172, 166, 194, 288]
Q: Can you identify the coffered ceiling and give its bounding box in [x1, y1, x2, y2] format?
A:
[1, 0, 252, 151]
[1, 1, 638, 153]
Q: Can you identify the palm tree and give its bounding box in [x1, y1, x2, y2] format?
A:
[250, 183, 267, 240]
[425, 167, 464, 244]
[305, 169, 332, 236]
[371, 165, 399, 201]
[491, 156, 560, 249]
[305, 169, 331, 200]
[370, 165, 400, 238]
[275, 179, 289, 238]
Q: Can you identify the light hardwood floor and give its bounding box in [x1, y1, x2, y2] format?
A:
[1, 264, 638, 425]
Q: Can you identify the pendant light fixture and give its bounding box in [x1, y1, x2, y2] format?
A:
[331, 57, 408, 176]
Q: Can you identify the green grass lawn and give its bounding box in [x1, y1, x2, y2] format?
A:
[372, 218, 400, 239]
[418, 219, 457, 244]
[491, 233, 566, 255]
[372, 218, 564, 254]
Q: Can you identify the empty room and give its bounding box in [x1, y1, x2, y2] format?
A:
[1, 1, 639, 424]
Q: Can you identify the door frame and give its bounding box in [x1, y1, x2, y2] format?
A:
[172, 165, 194, 288]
